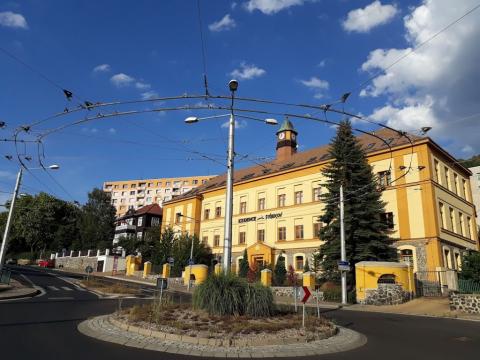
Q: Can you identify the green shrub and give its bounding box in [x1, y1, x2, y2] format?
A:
[245, 282, 274, 317]
[193, 273, 274, 317]
[273, 256, 287, 285]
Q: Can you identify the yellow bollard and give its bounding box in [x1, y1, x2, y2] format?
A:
[261, 269, 272, 287]
[302, 271, 316, 290]
[214, 263, 222, 275]
[183, 264, 209, 285]
[162, 263, 171, 278]
[143, 261, 152, 279]
[125, 255, 135, 276]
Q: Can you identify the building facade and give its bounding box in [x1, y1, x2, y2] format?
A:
[114, 204, 162, 243]
[104, 175, 213, 217]
[468, 166, 480, 226]
[162, 120, 479, 274]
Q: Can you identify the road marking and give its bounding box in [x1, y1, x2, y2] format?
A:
[61, 286, 73, 291]
[47, 286, 59, 291]
[47, 297, 74, 300]
[74, 285, 86, 291]
[19, 273, 46, 297]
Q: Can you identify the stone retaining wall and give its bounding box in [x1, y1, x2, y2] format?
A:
[55, 256, 98, 271]
[449, 293, 480, 314]
[271, 287, 323, 300]
[362, 284, 411, 305]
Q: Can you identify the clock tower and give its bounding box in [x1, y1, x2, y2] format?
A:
[276, 118, 298, 161]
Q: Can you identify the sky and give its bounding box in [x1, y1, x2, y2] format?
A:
[0, 0, 479, 204]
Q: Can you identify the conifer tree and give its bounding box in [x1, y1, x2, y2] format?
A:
[318, 120, 397, 285]
[273, 255, 287, 285]
[304, 258, 310, 273]
[238, 249, 249, 278]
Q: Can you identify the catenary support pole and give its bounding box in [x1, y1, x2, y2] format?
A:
[0, 167, 22, 271]
[187, 237, 194, 291]
[222, 99, 235, 272]
[340, 184, 347, 305]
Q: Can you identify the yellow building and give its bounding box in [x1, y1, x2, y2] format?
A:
[104, 175, 214, 217]
[162, 120, 479, 274]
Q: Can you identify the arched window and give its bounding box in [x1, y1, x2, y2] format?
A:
[377, 274, 396, 284]
[295, 255, 304, 271]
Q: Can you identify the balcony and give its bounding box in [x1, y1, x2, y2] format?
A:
[115, 224, 136, 232]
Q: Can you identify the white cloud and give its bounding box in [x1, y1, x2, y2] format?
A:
[135, 81, 151, 90]
[462, 145, 474, 154]
[231, 2, 238, 10]
[230, 62, 266, 80]
[244, 0, 306, 15]
[317, 59, 326, 67]
[300, 76, 329, 90]
[342, 1, 398, 33]
[361, 0, 480, 153]
[0, 170, 16, 180]
[93, 64, 110, 73]
[221, 119, 248, 129]
[141, 91, 159, 100]
[0, 11, 28, 29]
[108, 128, 116, 134]
[110, 73, 135, 87]
[209, 14, 236, 32]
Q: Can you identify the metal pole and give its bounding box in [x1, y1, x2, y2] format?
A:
[222, 96, 235, 273]
[187, 236, 194, 291]
[0, 167, 22, 271]
[340, 184, 347, 305]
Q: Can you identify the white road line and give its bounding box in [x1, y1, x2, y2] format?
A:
[47, 286, 59, 291]
[47, 297, 74, 300]
[19, 273, 46, 297]
[61, 286, 73, 291]
[74, 285, 86, 291]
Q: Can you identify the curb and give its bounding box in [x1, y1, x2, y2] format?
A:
[78, 314, 367, 357]
[0, 288, 40, 301]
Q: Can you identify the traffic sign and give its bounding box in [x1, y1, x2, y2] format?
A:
[300, 286, 312, 304]
[167, 257, 174, 264]
[156, 277, 168, 290]
[188, 259, 194, 266]
[85, 265, 93, 274]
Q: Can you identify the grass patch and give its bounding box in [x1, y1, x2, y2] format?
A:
[81, 279, 139, 295]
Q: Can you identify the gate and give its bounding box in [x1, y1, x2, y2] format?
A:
[415, 270, 446, 297]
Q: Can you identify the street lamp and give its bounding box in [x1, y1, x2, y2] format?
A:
[0, 164, 60, 270]
[184, 80, 277, 272]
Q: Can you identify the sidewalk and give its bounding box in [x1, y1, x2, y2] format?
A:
[346, 297, 480, 321]
[0, 279, 39, 300]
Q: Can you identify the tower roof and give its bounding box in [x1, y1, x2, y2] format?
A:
[276, 118, 297, 134]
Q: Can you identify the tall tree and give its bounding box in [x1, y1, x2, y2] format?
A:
[78, 188, 116, 250]
[273, 255, 287, 285]
[170, 232, 212, 276]
[318, 120, 396, 285]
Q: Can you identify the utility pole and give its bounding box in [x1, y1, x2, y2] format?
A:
[0, 167, 22, 271]
[340, 184, 347, 305]
[187, 235, 194, 291]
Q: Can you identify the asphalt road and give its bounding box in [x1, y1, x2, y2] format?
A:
[1, 266, 479, 360]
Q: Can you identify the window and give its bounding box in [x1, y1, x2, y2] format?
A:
[378, 171, 392, 187]
[444, 248, 452, 269]
[240, 201, 247, 214]
[453, 173, 459, 195]
[175, 213, 182, 224]
[449, 207, 456, 232]
[202, 236, 208, 244]
[156, 190, 162, 195]
[313, 222, 322, 238]
[120, 198, 125, 204]
[463, 179, 469, 201]
[204, 208, 210, 220]
[148, 182, 153, 187]
[131, 184, 136, 188]
[377, 274, 396, 284]
[295, 225, 304, 240]
[193, 179, 198, 185]
[165, 188, 171, 194]
[173, 181, 181, 187]
[257, 229, 265, 242]
[380, 212, 394, 229]
[114, 184, 119, 189]
[157, 182, 162, 186]
[166, 181, 171, 187]
[122, 184, 128, 189]
[278, 227, 286, 241]
[294, 191, 303, 205]
[399, 249, 414, 267]
[439, 202, 445, 228]
[214, 235, 220, 247]
[122, 191, 126, 196]
[129, 198, 134, 203]
[278, 194, 286, 207]
[444, 167, 450, 190]
[183, 180, 189, 186]
[295, 256, 304, 271]
[130, 191, 135, 195]
[467, 217, 473, 239]
[239, 232, 246, 245]
[138, 217, 143, 226]
[202, 179, 207, 184]
[151, 217, 159, 226]
[459, 213, 465, 236]
[146, 197, 152, 203]
[313, 187, 321, 202]
[454, 252, 461, 270]
[215, 206, 222, 218]
[258, 198, 265, 211]
[112, 199, 117, 204]
[112, 192, 118, 197]
[434, 160, 440, 182]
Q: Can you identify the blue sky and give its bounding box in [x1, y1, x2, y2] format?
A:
[0, 0, 479, 204]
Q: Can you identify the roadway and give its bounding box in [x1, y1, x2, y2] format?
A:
[1, 266, 479, 359]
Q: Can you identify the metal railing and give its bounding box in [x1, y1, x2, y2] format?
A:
[458, 278, 480, 294]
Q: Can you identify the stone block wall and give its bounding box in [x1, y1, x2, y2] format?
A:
[55, 256, 98, 271]
[362, 284, 411, 305]
[449, 293, 480, 314]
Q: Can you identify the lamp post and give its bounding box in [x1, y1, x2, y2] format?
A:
[176, 213, 198, 291]
[184, 80, 277, 272]
[0, 164, 60, 270]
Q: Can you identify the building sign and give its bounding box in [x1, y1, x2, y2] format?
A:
[238, 212, 283, 224]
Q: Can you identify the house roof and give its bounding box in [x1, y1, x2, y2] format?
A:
[118, 203, 162, 220]
[164, 128, 425, 204]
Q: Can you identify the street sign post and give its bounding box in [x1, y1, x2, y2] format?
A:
[85, 265, 93, 281]
[297, 286, 311, 328]
[167, 257, 174, 265]
[156, 277, 168, 303]
[337, 260, 350, 272]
